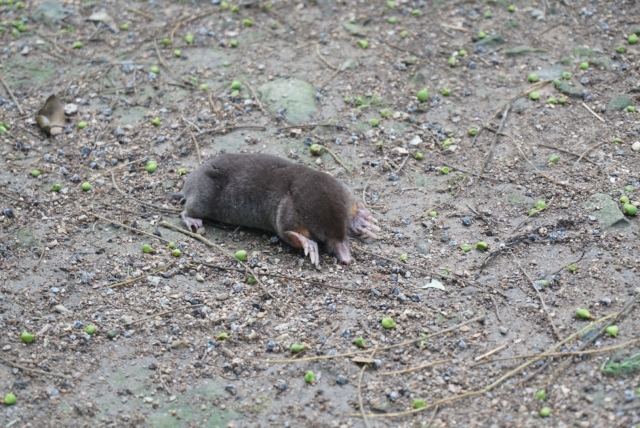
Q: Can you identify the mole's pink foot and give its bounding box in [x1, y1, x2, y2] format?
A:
[350, 202, 381, 239]
[181, 212, 203, 232]
[283, 231, 320, 267]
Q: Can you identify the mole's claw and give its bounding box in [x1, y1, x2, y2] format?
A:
[181, 212, 204, 232]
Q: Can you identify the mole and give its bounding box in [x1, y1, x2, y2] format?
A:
[169, 153, 379, 266]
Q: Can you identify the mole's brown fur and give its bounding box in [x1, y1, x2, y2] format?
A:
[169, 153, 379, 266]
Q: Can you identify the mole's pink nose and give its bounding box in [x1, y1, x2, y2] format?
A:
[332, 241, 351, 265]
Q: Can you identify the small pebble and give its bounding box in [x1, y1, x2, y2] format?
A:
[336, 375, 348, 385]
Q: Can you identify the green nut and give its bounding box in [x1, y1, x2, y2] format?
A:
[162, 38, 171, 46]
[150, 66, 159, 74]
[72, 41, 83, 49]
[553, 79, 562, 87]
[476, 241, 488, 251]
[469, 128, 479, 136]
[81, 182, 92, 191]
[120, 23, 129, 31]
[460, 244, 471, 252]
[142, 244, 152, 253]
[21, 331, 35, 343]
[414, 152, 424, 160]
[558, 97, 566, 105]
[231, 80, 242, 90]
[4, 393, 16, 405]
[529, 91, 540, 101]
[399, 253, 408, 261]
[417, 88, 429, 102]
[528, 73, 539, 82]
[442, 140, 452, 148]
[629, 34, 639, 44]
[447, 56, 456, 66]
[576, 308, 591, 319]
[172, 249, 182, 257]
[242, 19, 252, 26]
[508, 4, 515, 12]
[616, 46, 627, 54]
[31, 169, 41, 177]
[441, 88, 451, 96]
[458, 49, 467, 57]
[627, 106, 636, 112]
[440, 166, 450, 174]
[84, 325, 96, 335]
[567, 264, 578, 273]
[151, 117, 161, 126]
[387, 17, 397, 24]
[309, 144, 325, 156]
[247, 275, 256, 284]
[108, 330, 117, 339]
[535, 200, 546, 210]
[605, 325, 619, 337]
[380, 109, 392, 118]
[478, 31, 487, 39]
[77, 121, 88, 129]
[535, 389, 547, 401]
[354, 337, 365, 348]
[620, 196, 630, 204]
[217, 332, 228, 340]
[291, 343, 305, 353]
[357, 40, 369, 49]
[381, 317, 395, 329]
[547, 97, 557, 105]
[146, 162, 158, 173]
[413, 399, 426, 409]
[235, 250, 247, 261]
[429, 211, 437, 217]
[539, 407, 551, 418]
[173, 49, 182, 57]
[550, 154, 560, 163]
[304, 371, 315, 383]
[370, 118, 379, 127]
[167, 242, 176, 249]
[200, 83, 210, 91]
[579, 62, 589, 70]
[562, 71, 571, 79]
[51, 184, 62, 192]
[623, 204, 637, 216]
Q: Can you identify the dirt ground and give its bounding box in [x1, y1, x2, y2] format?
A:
[1, 0, 640, 426]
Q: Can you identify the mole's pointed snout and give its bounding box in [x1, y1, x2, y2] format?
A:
[332, 240, 351, 265]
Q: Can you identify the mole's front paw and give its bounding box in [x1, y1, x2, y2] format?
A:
[350, 202, 380, 239]
[181, 213, 203, 232]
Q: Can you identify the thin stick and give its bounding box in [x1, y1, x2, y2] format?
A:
[362, 169, 377, 208]
[109, 262, 176, 289]
[122, 304, 204, 327]
[479, 104, 511, 175]
[183, 119, 203, 165]
[316, 43, 338, 70]
[0, 354, 71, 379]
[427, 405, 439, 428]
[490, 294, 504, 324]
[512, 252, 560, 340]
[154, 39, 194, 88]
[574, 140, 607, 167]
[379, 359, 450, 376]
[241, 79, 265, 113]
[159, 221, 278, 301]
[0, 75, 24, 115]
[81, 209, 173, 244]
[159, 373, 172, 395]
[261, 315, 485, 364]
[394, 154, 410, 175]
[441, 24, 468, 32]
[581, 102, 605, 123]
[88, 156, 158, 182]
[126, 7, 154, 19]
[111, 172, 181, 213]
[417, 185, 464, 221]
[474, 344, 509, 362]
[324, 147, 352, 174]
[537, 143, 598, 166]
[194, 125, 267, 138]
[358, 348, 377, 428]
[471, 339, 639, 366]
[512, 197, 554, 232]
[32, 247, 46, 272]
[510, 140, 577, 189]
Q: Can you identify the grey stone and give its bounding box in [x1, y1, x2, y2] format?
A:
[258, 78, 318, 125]
[583, 193, 629, 229]
[607, 96, 633, 111]
[536, 65, 564, 80]
[340, 59, 357, 71]
[342, 22, 368, 36]
[474, 33, 504, 49]
[558, 81, 586, 98]
[32, 0, 69, 24]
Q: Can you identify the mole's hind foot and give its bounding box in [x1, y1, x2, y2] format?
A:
[181, 212, 203, 232]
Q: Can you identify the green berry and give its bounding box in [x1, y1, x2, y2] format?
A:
[167, 242, 176, 249]
[217, 332, 228, 340]
[4, 393, 16, 405]
[535, 389, 547, 401]
[508, 4, 515, 12]
[547, 97, 557, 105]
[387, 1, 395, 7]
[242, 19, 252, 27]
[230, 80, 242, 90]
[81, 182, 92, 191]
[309, 144, 325, 156]
[172, 249, 181, 257]
[146, 162, 158, 173]
[381, 317, 395, 329]
[538, 280, 548, 287]
[553, 79, 562, 87]
[528, 73, 539, 82]
[579, 62, 589, 70]
[617, 46, 626, 54]
[612, 137, 622, 143]
[558, 97, 566, 105]
[354, 337, 365, 348]
[51, 183, 62, 192]
[200, 83, 209, 91]
[291, 343, 305, 353]
[623, 204, 637, 216]
[77, 121, 87, 129]
[605, 325, 619, 337]
[150, 66, 159, 74]
[447, 56, 456, 66]
[440, 166, 450, 174]
[108, 330, 117, 339]
[576, 308, 591, 319]
[173, 49, 181, 57]
[235, 250, 247, 261]
[230, 5, 239, 12]
[0, 125, 7, 134]
[478, 31, 487, 39]
[460, 244, 471, 252]
[230, 39, 238, 48]
[535, 200, 546, 210]
[247, 275, 256, 284]
[529, 91, 540, 100]
[400, 30, 409, 38]
[399, 253, 408, 261]
[411, 9, 420, 16]
[120, 23, 129, 31]
[84, 325, 96, 335]
[476, 241, 488, 251]
[539, 407, 551, 418]
[528, 209, 538, 216]
[567, 264, 578, 273]
[441, 88, 451, 96]
[417, 88, 428, 102]
[151, 117, 161, 126]
[484, 10, 491, 18]
[629, 34, 639, 44]
[358, 40, 369, 49]
[31, 169, 41, 177]
[414, 152, 424, 160]
[442, 140, 452, 148]
[428, 211, 437, 217]
[177, 168, 187, 175]
[375, 141, 383, 149]
[220, 1, 229, 8]
[620, 196, 630, 204]
[370, 118, 379, 127]
[142, 244, 152, 253]
[550, 154, 560, 163]
[627, 106, 636, 112]
[222, 60, 230, 67]
[21, 331, 35, 343]
[387, 17, 397, 24]
[458, 49, 467, 57]
[413, 399, 426, 409]
[72, 41, 83, 49]
[162, 38, 171, 46]
[380, 109, 392, 118]
[562, 71, 571, 79]
[469, 128, 479, 136]
[304, 371, 315, 383]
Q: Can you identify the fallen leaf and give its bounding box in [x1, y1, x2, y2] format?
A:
[422, 279, 445, 291]
[88, 10, 119, 33]
[36, 95, 66, 135]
